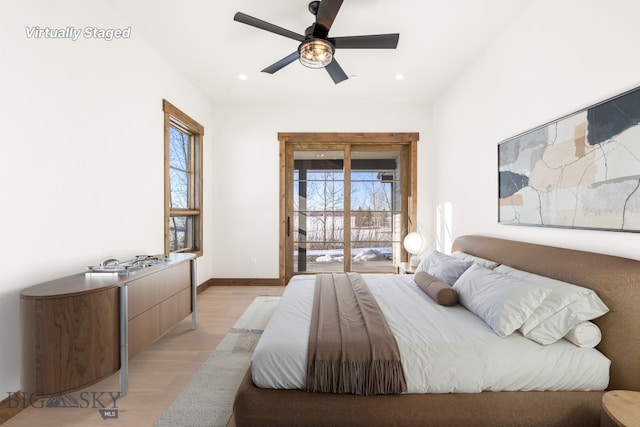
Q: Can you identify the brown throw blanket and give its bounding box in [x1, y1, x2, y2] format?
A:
[305, 272, 407, 395]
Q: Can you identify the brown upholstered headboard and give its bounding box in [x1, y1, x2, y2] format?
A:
[452, 235, 640, 392]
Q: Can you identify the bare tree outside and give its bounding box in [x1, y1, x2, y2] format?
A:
[294, 163, 399, 273]
[169, 126, 190, 251]
[306, 171, 344, 250]
[351, 172, 394, 249]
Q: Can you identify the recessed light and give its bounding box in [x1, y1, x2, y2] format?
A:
[238, 74, 248, 80]
[395, 73, 404, 80]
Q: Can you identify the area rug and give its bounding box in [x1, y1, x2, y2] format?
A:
[154, 296, 281, 427]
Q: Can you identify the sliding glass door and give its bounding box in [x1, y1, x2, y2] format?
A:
[280, 133, 418, 284]
[293, 150, 346, 273]
[350, 149, 402, 272]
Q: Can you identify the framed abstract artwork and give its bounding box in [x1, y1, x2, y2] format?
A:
[498, 86, 640, 232]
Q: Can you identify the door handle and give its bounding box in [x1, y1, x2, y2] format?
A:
[287, 216, 290, 237]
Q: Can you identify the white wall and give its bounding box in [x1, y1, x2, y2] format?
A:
[209, 100, 432, 278]
[0, 0, 214, 394]
[431, 0, 640, 259]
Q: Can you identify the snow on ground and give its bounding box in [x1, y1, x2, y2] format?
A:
[297, 247, 392, 262]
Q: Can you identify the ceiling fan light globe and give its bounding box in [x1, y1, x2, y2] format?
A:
[299, 39, 334, 68]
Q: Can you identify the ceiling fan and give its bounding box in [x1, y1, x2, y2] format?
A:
[233, 0, 400, 84]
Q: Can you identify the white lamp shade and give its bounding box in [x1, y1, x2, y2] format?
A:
[403, 232, 423, 255]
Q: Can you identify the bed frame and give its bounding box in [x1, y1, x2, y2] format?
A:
[233, 235, 640, 426]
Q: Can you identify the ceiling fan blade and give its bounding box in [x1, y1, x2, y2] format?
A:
[234, 12, 305, 42]
[330, 33, 400, 49]
[313, 0, 343, 38]
[261, 51, 300, 74]
[325, 59, 348, 84]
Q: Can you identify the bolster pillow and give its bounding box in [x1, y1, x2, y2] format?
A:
[563, 321, 602, 348]
[414, 271, 459, 306]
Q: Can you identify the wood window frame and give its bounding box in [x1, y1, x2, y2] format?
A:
[163, 99, 204, 256]
[279, 132, 419, 284]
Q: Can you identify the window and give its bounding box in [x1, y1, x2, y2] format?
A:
[163, 99, 203, 255]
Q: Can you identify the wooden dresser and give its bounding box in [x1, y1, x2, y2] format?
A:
[20, 253, 196, 396]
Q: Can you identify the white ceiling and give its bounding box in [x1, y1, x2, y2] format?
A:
[106, 0, 532, 106]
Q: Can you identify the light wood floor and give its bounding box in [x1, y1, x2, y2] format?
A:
[3, 285, 284, 427]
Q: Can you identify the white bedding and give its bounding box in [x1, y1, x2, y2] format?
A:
[252, 274, 610, 393]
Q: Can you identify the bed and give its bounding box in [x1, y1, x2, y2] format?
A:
[233, 235, 640, 426]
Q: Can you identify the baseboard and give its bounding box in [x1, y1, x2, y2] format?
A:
[198, 278, 282, 292]
[0, 391, 30, 425]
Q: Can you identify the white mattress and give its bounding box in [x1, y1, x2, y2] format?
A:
[252, 274, 610, 393]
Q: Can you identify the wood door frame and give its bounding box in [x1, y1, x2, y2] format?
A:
[278, 132, 419, 285]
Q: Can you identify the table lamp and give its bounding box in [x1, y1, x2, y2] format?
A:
[403, 232, 424, 268]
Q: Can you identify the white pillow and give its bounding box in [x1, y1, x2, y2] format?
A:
[451, 251, 500, 270]
[494, 265, 609, 345]
[453, 264, 551, 337]
[415, 250, 473, 285]
[563, 321, 602, 348]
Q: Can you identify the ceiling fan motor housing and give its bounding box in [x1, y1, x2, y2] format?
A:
[308, 1, 321, 16]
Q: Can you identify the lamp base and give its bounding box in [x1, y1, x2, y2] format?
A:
[409, 256, 420, 268]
